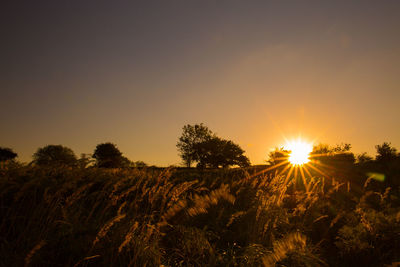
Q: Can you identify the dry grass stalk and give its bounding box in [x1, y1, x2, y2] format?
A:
[24, 240, 46, 267]
[226, 211, 246, 227]
[167, 180, 198, 204]
[73, 255, 101, 267]
[118, 221, 139, 253]
[161, 199, 188, 222]
[262, 232, 306, 267]
[93, 213, 127, 246]
[65, 182, 94, 206]
[187, 184, 235, 217]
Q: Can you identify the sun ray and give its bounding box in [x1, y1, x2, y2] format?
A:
[299, 166, 309, 192]
[294, 165, 299, 181]
[247, 160, 289, 180]
[310, 160, 335, 173]
[274, 156, 290, 160]
[264, 160, 288, 172]
[261, 136, 339, 191]
[316, 161, 336, 170]
[284, 165, 295, 186]
[309, 153, 332, 158]
[302, 164, 313, 178]
[307, 163, 328, 177]
[277, 163, 292, 177]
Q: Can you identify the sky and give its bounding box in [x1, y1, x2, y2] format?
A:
[1, 1, 400, 166]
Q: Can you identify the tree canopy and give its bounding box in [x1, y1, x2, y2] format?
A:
[176, 123, 213, 167]
[193, 136, 250, 168]
[93, 143, 130, 168]
[177, 124, 250, 168]
[267, 147, 288, 166]
[0, 147, 18, 162]
[375, 142, 398, 163]
[33, 145, 77, 167]
[266, 147, 290, 174]
[311, 143, 355, 166]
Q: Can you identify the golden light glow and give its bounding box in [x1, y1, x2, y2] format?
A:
[285, 139, 313, 166]
[248, 136, 330, 193]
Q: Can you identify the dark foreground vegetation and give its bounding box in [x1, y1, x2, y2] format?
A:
[1, 133, 400, 266]
[1, 158, 400, 266]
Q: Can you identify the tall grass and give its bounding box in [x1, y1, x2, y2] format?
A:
[0, 163, 399, 266]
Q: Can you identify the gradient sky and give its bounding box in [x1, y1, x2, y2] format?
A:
[2, 1, 400, 166]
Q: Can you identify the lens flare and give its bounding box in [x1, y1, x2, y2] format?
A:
[285, 139, 313, 165]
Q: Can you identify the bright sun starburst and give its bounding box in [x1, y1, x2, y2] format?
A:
[249, 135, 331, 192]
[285, 139, 313, 166]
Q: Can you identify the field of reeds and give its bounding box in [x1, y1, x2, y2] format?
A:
[1, 164, 399, 266]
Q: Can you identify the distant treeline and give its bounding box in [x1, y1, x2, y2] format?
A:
[0, 123, 400, 176]
[1, 123, 400, 187]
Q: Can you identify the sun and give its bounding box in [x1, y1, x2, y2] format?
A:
[285, 139, 313, 166]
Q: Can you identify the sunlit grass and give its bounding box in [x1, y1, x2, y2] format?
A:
[0, 161, 398, 266]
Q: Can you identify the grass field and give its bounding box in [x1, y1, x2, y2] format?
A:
[1, 164, 399, 266]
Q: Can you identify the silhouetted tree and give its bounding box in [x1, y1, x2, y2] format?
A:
[312, 143, 352, 155]
[267, 148, 289, 166]
[193, 136, 250, 168]
[33, 145, 77, 167]
[375, 142, 398, 163]
[266, 148, 289, 174]
[93, 143, 129, 168]
[0, 147, 17, 162]
[310, 143, 355, 180]
[133, 161, 147, 168]
[193, 137, 221, 168]
[177, 123, 213, 167]
[373, 142, 400, 187]
[311, 143, 355, 164]
[356, 152, 373, 165]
